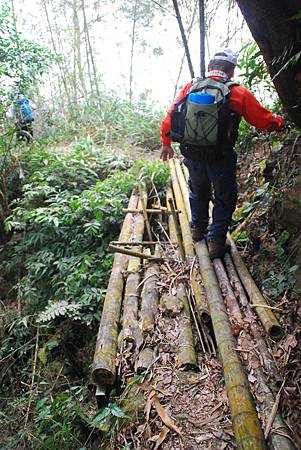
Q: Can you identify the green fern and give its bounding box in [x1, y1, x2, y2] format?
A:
[37, 301, 79, 323]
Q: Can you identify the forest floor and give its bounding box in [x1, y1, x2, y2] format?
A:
[105, 134, 301, 450]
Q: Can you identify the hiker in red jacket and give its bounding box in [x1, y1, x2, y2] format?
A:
[160, 48, 283, 259]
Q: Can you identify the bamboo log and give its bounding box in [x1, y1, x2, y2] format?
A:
[213, 259, 244, 336]
[122, 200, 145, 348]
[140, 252, 159, 337]
[166, 189, 197, 367]
[224, 254, 281, 385]
[108, 244, 163, 262]
[195, 239, 266, 450]
[167, 192, 185, 260]
[135, 347, 155, 374]
[239, 331, 296, 450]
[92, 192, 139, 385]
[228, 235, 284, 341]
[169, 159, 209, 319]
[123, 208, 179, 215]
[177, 284, 197, 368]
[111, 241, 176, 246]
[174, 158, 191, 222]
[139, 186, 153, 247]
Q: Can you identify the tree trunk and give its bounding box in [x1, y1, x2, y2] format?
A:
[236, 0, 301, 127]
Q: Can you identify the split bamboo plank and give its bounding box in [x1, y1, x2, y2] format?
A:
[228, 235, 283, 341]
[195, 239, 266, 450]
[92, 191, 139, 385]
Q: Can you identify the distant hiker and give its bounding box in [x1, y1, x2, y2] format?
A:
[7, 94, 35, 142]
[160, 48, 283, 259]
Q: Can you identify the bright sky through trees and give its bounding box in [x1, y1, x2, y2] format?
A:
[12, 0, 250, 107]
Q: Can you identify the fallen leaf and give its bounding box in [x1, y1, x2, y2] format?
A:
[153, 393, 183, 436]
[154, 426, 170, 449]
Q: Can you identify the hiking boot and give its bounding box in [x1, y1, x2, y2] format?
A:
[208, 240, 230, 260]
[190, 225, 206, 242]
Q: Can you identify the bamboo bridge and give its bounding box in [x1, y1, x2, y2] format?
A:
[91, 158, 296, 450]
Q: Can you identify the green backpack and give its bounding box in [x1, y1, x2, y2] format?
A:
[169, 77, 239, 149]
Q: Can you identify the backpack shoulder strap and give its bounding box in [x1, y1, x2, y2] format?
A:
[225, 80, 240, 88]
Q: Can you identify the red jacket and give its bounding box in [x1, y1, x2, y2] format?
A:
[160, 75, 284, 147]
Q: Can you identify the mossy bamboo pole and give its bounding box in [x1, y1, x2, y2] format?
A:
[108, 244, 163, 262]
[135, 347, 155, 374]
[195, 239, 266, 450]
[213, 259, 244, 335]
[169, 159, 209, 319]
[140, 249, 159, 337]
[139, 186, 153, 248]
[224, 254, 280, 384]
[227, 235, 283, 341]
[167, 191, 185, 260]
[92, 192, 139, 385]
[177, 284, 197, 368]
[174, 158, 191, 222]
[166, 189, 197, 367]
[238, 331, 296, 450]
[169, 159, 194, 258]
[122, 198, 145, 348]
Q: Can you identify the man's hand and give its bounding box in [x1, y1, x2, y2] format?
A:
[160, 145, 174, 161]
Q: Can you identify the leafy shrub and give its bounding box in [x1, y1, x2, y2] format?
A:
[4, 144, 169, 326]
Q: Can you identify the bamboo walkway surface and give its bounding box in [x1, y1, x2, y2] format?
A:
[92, 159, 296, 450]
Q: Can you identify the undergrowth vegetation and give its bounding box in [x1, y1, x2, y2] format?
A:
[0, 136, 169, 449]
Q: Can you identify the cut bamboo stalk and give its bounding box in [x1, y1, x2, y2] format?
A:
[108, 244, 163, 262]
[139, 186, 153, 247]
[169, 159, 209, 319]
[195, 239, 266, 450]
[135, 347, 155, 374]
[92, 191, 139, 385]
[213, 259, 244, 336]
[123, 208, 178, 215]
[177, 284, 197, 368]
[140, 250, 160, 337]
[167, 193, 185, 260]
[224, 254, 281, 385]
[111, 241, 176, 246]
[174, 158, 191, 222]
[228, 235, 284, 341]
[169, 159, 194, 258]
[239, 331, 296, 450]
[122, 199, 145, 348]
[224, 253, 249, 308]
[166, 196, 197, 367]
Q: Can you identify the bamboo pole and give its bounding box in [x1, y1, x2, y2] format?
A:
[135, 347, 155, 374]
[167, 192, 185, 260]
[92, 192, 139, 385]
[122, 198, 145, 348]
[238, 331, 296, 450]
[195, 240, 266, 450]
[213, 259, 244, 336]
[177, 284, 197, 368]
[123, 208, 179, 215]
[224, 254, 281, 384]
[108, 244, 163, 262]
[169, 159, 209, 319]
[228, 235, 284, 341]
[167, 189, 197, 368]
[140, 249, 160, 337]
